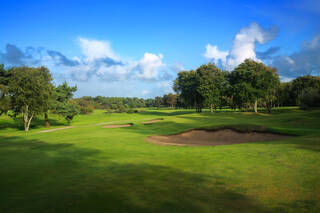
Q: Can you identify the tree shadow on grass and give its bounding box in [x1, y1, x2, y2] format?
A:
[256, 134, 320, 153]
[0, 116, 66, 131]
[0, 135, 279, 213]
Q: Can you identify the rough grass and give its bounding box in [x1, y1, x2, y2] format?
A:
[0, 108, 319, 213]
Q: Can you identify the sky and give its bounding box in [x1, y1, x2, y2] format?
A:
[0, 0, 320, 98]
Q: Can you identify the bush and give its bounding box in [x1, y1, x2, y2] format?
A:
[299, 88, 320, 110]
[127, 109, 139, 113]
[79, 105, 94, 114]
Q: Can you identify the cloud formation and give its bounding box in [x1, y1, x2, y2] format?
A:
[204, 44, 228, 66]
[204, 22, 279, 70]
[170, 62, 185, 73]
[204, 24, 320, 80]
[0, 38, 178, 83]
[78, 37, 118, 62]
[273, 34, 320, 78]
[256, 46, 280, 60]
[135, 53, 164, 80]
[0, 44, 41, 66]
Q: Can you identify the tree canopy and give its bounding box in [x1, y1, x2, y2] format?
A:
[8, 66, 54, 131]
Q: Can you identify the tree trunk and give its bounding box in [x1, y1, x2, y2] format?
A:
[45, 112, 50, 128]
[210, 104, 213, 112]
[254, 99, 258, 114]
[23, 105, 34, 132]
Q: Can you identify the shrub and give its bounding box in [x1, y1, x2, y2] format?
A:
[127, 109, 139, 113]
[79, 105, 94, 114]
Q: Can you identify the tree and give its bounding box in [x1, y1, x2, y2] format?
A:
[55, 101, 80, 125]
[163, 93, 177, 108]
[276, 82, 293, 107]
[230, 59, 279, 113]
[55, 82, 79, 124]
[174, 70, 204, 112]
[298, 87, 320, 110]
[260, 67, 280, 113]
[56, 82, 77, 102]
[0, 64, 10, 116]
[154, 96, 163, 108]
[291, 75, 320, 105]
[8, 66, 54, 132]
[196, 63, 225, 112]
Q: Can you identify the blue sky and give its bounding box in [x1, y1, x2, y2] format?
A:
[1, 0, 320, 98]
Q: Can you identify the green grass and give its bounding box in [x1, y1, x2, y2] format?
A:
[0, 109, 319, 212]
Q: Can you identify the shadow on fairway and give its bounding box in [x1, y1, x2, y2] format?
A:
[0, 135, 278, 213]
[0, 116, 66, 131]
[257, 135, 320, 153]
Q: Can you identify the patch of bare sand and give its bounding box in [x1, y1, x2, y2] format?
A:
[147, 129, 293, 146]
[102, 124, 133, 128]
[142, 119, 163, 124]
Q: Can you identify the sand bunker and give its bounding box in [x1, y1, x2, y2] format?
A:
[102, 124, 133, 128]
[142, 119, 163, 124]
[148, 129, 292, 146]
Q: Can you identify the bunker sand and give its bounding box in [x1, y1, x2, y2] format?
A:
[102, 124, 133, 128]
[148, 129, 293, 146]
[142, 119, 163, 124]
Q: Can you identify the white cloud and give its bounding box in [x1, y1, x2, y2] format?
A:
[204, 44, 228, 65]
[135, 53, 164, 80]
[141, 90, 149, 95]
[280, 76, 294, 82]
[78, 37, 118, 61]
[204, 22, 279, 70]
[157, 80, 173, 93]
[171, 62, 185, 72]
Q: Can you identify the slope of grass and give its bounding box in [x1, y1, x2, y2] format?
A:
[0, 109, 319, 212]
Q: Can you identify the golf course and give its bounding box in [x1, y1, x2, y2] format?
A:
[0, 108, 319, 212]
[1, 1, 320, 212]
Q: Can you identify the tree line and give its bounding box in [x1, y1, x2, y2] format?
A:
[72, 93, 178, 113]
[174, 59, 320, 113]
[1, 60, 319, 131]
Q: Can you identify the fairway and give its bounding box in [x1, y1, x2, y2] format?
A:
[0, 109, 320, 213]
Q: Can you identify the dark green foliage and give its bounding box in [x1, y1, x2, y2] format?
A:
[55, 101, 80, 125]
[0, 65, 10, 116]
[162, 93, 177, 108]
[126, 109, 139, 113]
[276, 82, 294, 107]
[8, 66, 54, 131]
[56, 82, 77, 103]
[298, 88, 320, 110]
[291, 75, 320, 105]
[174, 70, 203, 112]
[196, 63, 225, 112]
[229, 59, 280, 113]
[54, 82, 79, 123]
[174, 63, 228, 112]
[154, 96, 163, 108]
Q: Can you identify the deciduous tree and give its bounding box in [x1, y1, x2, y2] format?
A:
[8, 66, 54, 132]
